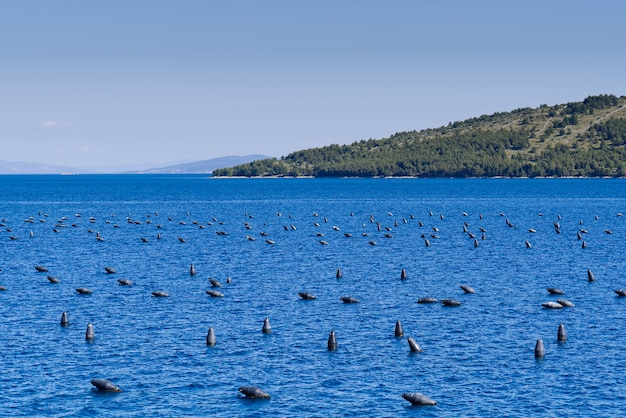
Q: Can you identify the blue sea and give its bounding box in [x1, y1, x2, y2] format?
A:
[1, 175, 626, 417]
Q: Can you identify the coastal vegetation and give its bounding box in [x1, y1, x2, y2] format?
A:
[212, 94, 626, 177]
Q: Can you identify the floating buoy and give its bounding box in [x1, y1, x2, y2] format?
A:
[238, 386, 270, 399]
[402, 392, 437, 406]
[206, 290, 224, 298]
[61, 311, 69, 326]
[327, 330, 337, 350]
[262, 317, 271, 333]
[152, 291, 169, 297]
[587, 269, 595, 282]
[557, 324, 567, 341]
[90, 379, 121, 392]
[535, 339, 545, 358]
[407, 337, 422, 353]
[394, 320, 404, 337]
[86, 322, 94, 341]
[460, 285, 475, 294]
[206, 327, 216, 346]
[557, 299, 574, 308]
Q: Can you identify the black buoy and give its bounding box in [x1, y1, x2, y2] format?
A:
[407, 337, 422, 353]
[206, 327, 216, 346]
[534, 339, 545, 358]
[557, 324, 567, 342]
[90, 379, 121, 392]
[262, 317, 271, 333]
[86, 322, 94, 341]
[61, 311, 69, 326]
[327, 330, 337, 350]
[587, 269, 595, 282]
[206, 290, 224, 298]
[402, 392, 437, 406]
[460, 285, 475, 294]
[394, 320, 404, 337]
[238, 386, 270, 399]
[152, 291, 169, 297]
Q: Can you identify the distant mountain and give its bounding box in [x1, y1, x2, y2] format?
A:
[129, 155, 271, 174]
[0, 154, 271, 175]
[0, 160, 88, 174]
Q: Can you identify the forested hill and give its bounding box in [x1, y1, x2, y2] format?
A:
[213, 94, 626, 178]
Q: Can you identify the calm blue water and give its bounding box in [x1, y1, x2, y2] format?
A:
[1, 176, 626, 417]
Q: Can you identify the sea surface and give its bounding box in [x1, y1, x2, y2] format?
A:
[1, 175, 626, 417]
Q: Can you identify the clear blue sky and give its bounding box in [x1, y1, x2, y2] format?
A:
[1, 0, 624, 171]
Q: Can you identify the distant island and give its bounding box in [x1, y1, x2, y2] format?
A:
[126, 155, 270, 174]
[0, 155, 270, 175]
[212, 94, 626, 178]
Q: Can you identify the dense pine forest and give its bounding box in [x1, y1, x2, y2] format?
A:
[213, 94, 626, 177]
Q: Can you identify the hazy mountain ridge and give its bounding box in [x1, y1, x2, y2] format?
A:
[0, 155, 271, 175]
[128, 155, 271, 174]
[0, 160, 92, 174]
